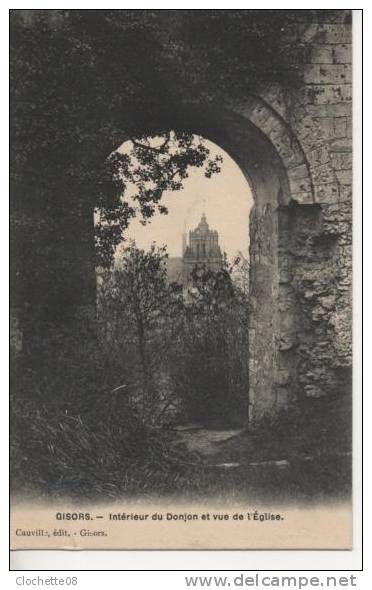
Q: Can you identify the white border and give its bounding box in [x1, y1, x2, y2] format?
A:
[3, 3, 365, 576]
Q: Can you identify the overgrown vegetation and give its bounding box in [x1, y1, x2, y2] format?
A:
[96, 133, 223, 267]
[11, 243, 351, 502]
[10, 331, 202, 500]
[11, 244, 251, 499]
[169, 261, 249, 426]
[10, 394, 204, 500]
[10, 10, 352, 502]
[98, 244, 250, 428]
[10, 370, 351, 503]
[10, 9, 316, 271]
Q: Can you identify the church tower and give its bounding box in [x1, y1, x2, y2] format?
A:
[182, 213, 223, 283]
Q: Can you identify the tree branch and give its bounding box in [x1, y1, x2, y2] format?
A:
[131, 133, 170, 154]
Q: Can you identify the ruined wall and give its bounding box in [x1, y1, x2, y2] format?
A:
[288, 15, 352, 401]
[245, 11, 352, 411]
[165, 10, 353, 417]
[248, 203, 280, 417]
[10, 10, 353, 417]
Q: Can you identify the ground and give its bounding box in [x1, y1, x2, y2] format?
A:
[171, 417, 351, 504]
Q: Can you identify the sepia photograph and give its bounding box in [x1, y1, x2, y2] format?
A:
[10, 9, 354, 551]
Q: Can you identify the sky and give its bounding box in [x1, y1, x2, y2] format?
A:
[115, 138, 254, 262]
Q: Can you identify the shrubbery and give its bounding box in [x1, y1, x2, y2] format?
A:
[10, 365, 203, 499]
[98, 244, 250, 428]
[11, 244, 250, 499]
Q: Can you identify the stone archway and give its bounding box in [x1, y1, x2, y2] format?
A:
[100, 96, 316, 420]
[10, 11, 352, 427]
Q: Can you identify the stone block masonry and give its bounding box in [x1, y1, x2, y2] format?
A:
[244, 10, 352, 414]
[11, 9, 352, 423]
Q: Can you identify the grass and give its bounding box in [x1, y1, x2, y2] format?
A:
[11, 396, 352, 505]
[10, 347, 352, 504]
[11, 396, 207, 501]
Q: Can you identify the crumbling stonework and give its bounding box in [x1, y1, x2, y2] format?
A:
[11, 10, 352, 420]
[244, 12, 352, 413]
[101, 10, 353, 417]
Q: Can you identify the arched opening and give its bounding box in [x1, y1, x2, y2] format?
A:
[96, 99, 305, 422]
[10, 11, 352, 513]
[97, 135, 253, 428]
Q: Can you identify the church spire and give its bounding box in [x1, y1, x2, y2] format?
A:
[197, 212, 209, 231]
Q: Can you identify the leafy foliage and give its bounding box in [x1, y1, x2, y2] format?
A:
[98, 245, 250, 428]
[98, 243, 183, 421]
[95, 133, 223, 267]
[10, 10, 352, 502]
[10, 9, 319, 266]
[171, 258, 250, 426]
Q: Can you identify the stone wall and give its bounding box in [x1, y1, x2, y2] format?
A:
[11, 10, 352, 418]
[246, 11, 352, 411]
[248, 203, 280, 417]
[164, 11, 353, 417]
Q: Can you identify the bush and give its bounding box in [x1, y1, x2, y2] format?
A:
[169, 265, 250, 427]
[10, 392, 203, 500]
[10, 336, 202, 500]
